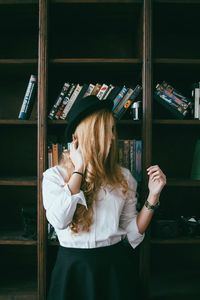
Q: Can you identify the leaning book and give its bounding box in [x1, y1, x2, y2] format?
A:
[18, 74, 37, 120]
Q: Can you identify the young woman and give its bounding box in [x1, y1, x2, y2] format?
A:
[42, 95, 166, 300]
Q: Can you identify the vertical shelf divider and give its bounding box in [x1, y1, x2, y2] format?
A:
[38, 0, 48, 299]
[140, 0, 152, 299]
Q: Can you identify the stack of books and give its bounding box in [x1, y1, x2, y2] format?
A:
[154, 81, 193, 119]
[48, 82, 142, 121]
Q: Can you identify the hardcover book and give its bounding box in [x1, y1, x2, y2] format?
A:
[18, 75, 37, 120]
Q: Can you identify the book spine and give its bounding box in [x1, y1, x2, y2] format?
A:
[112, 86, 128, 111]
[54, 83, 76, 119]
[52, 143, 59, 166]
[91, 83, 102, 95]
[18, 75, 37, 120]
[48, 145, 53, 168]
[135, 140, 142, 182]
[73, 83, 89, 104]
[118, 139, 124, 166]
[129, 139, 135, 177]
[60, 84, 83, 120]
[115, 85, 142, 119]
[96, 83, 109, 100]
[113, 87, 134, 115]
[162, 81, 191, 104]
[154, 85, 188, 118]
[159, 83, 190, 110]
[84, 83, 95, 97]
[102, 84, 115, 100]
[194, 88, 200, 119]
[48, 82, 70, 120]
[123, 139, 130, 169]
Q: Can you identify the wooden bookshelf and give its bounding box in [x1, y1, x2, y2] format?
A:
[1, 0, 200, 299]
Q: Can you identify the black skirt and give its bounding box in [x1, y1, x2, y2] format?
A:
[48, 240, 139, 300]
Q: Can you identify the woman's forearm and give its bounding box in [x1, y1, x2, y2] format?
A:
[136, 193, 160, 235]
[67, 167, 83, 195]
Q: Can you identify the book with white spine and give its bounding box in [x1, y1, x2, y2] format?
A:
[60, 84, 83, 119]
[96, 83, 109, 100]
[84, 83, 95, 97]
[102, 84, 115, 100]
[48, 82, 70, 119]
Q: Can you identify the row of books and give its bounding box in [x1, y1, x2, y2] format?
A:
[48, 143, 65, 168]
[154, 81, 197, 119]
[48, 82, 142, 120]
[48, 139, 142, 182]
[16, 75, 200, 121]
[118, 139, 142, 182]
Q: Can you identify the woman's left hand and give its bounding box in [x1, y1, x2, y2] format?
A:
[147, 165, 166, 196]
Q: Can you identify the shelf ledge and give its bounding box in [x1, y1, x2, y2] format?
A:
[50, 58, 142, 64]
[151, 237, 200, 245]
[0, 177, 37, 186]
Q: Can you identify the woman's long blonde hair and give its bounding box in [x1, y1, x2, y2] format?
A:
[59, 109, 128, 233]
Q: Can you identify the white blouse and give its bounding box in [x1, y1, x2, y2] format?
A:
[42, 165, 144, 249]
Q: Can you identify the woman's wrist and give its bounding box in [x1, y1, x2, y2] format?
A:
[148, 192, 160, 205]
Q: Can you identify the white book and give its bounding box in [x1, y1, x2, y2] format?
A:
[194, 88, 200, 119]
[60, 84, 83, 119]
[96, 83, 109, 100]
[84, 83, 95, 97]
[102, 84, 115, 100]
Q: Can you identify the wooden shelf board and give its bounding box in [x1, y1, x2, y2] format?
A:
[0, 0, 38, 3]
[153, 119, 200, 125]
[50, 58, 142, 64]
[52, 0, 142, 3]
[154, 58, 200, 64]
[0, 177, 37, 186]
[0, 119, 37, 125]
[0, 230, 37, 245]
[0, 279, 37, 298]
[48, 119, 142, 125]
[150, 269, 200, 300]
[154, 0, 200, 3]
[0, 59, 37, 64]
[151, 237, 200, 245]
[167, 179, 200, 187]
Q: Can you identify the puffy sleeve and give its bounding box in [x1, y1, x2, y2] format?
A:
[42, 166, 87, 230]
[119, 169, 145, 249]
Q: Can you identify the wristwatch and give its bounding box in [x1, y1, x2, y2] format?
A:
[145, 200, 160, 211]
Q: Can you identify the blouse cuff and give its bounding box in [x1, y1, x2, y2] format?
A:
[126, 217, 145, 249]
[63, 183, 88, 209]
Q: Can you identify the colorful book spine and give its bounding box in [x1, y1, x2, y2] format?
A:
[112, 86, 128, 111]
[18, 75, 37, 120]
[114, 85, 142, 119]
[60, 84, 83, 119]
[91, 83, 102, 95]
[96, 84, 109, 100]
[102, 84, 115, 100]
[54, 83, 76, 119]
[135, 140, 142, 182]
[48, 82, 70, 120]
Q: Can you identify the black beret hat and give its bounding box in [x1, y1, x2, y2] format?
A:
[65, 95, 114, 142]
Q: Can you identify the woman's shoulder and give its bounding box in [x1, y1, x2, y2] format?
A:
[119, 166, 137, 188]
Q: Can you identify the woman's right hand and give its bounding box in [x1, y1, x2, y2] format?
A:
[69, 137, 84, 172]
